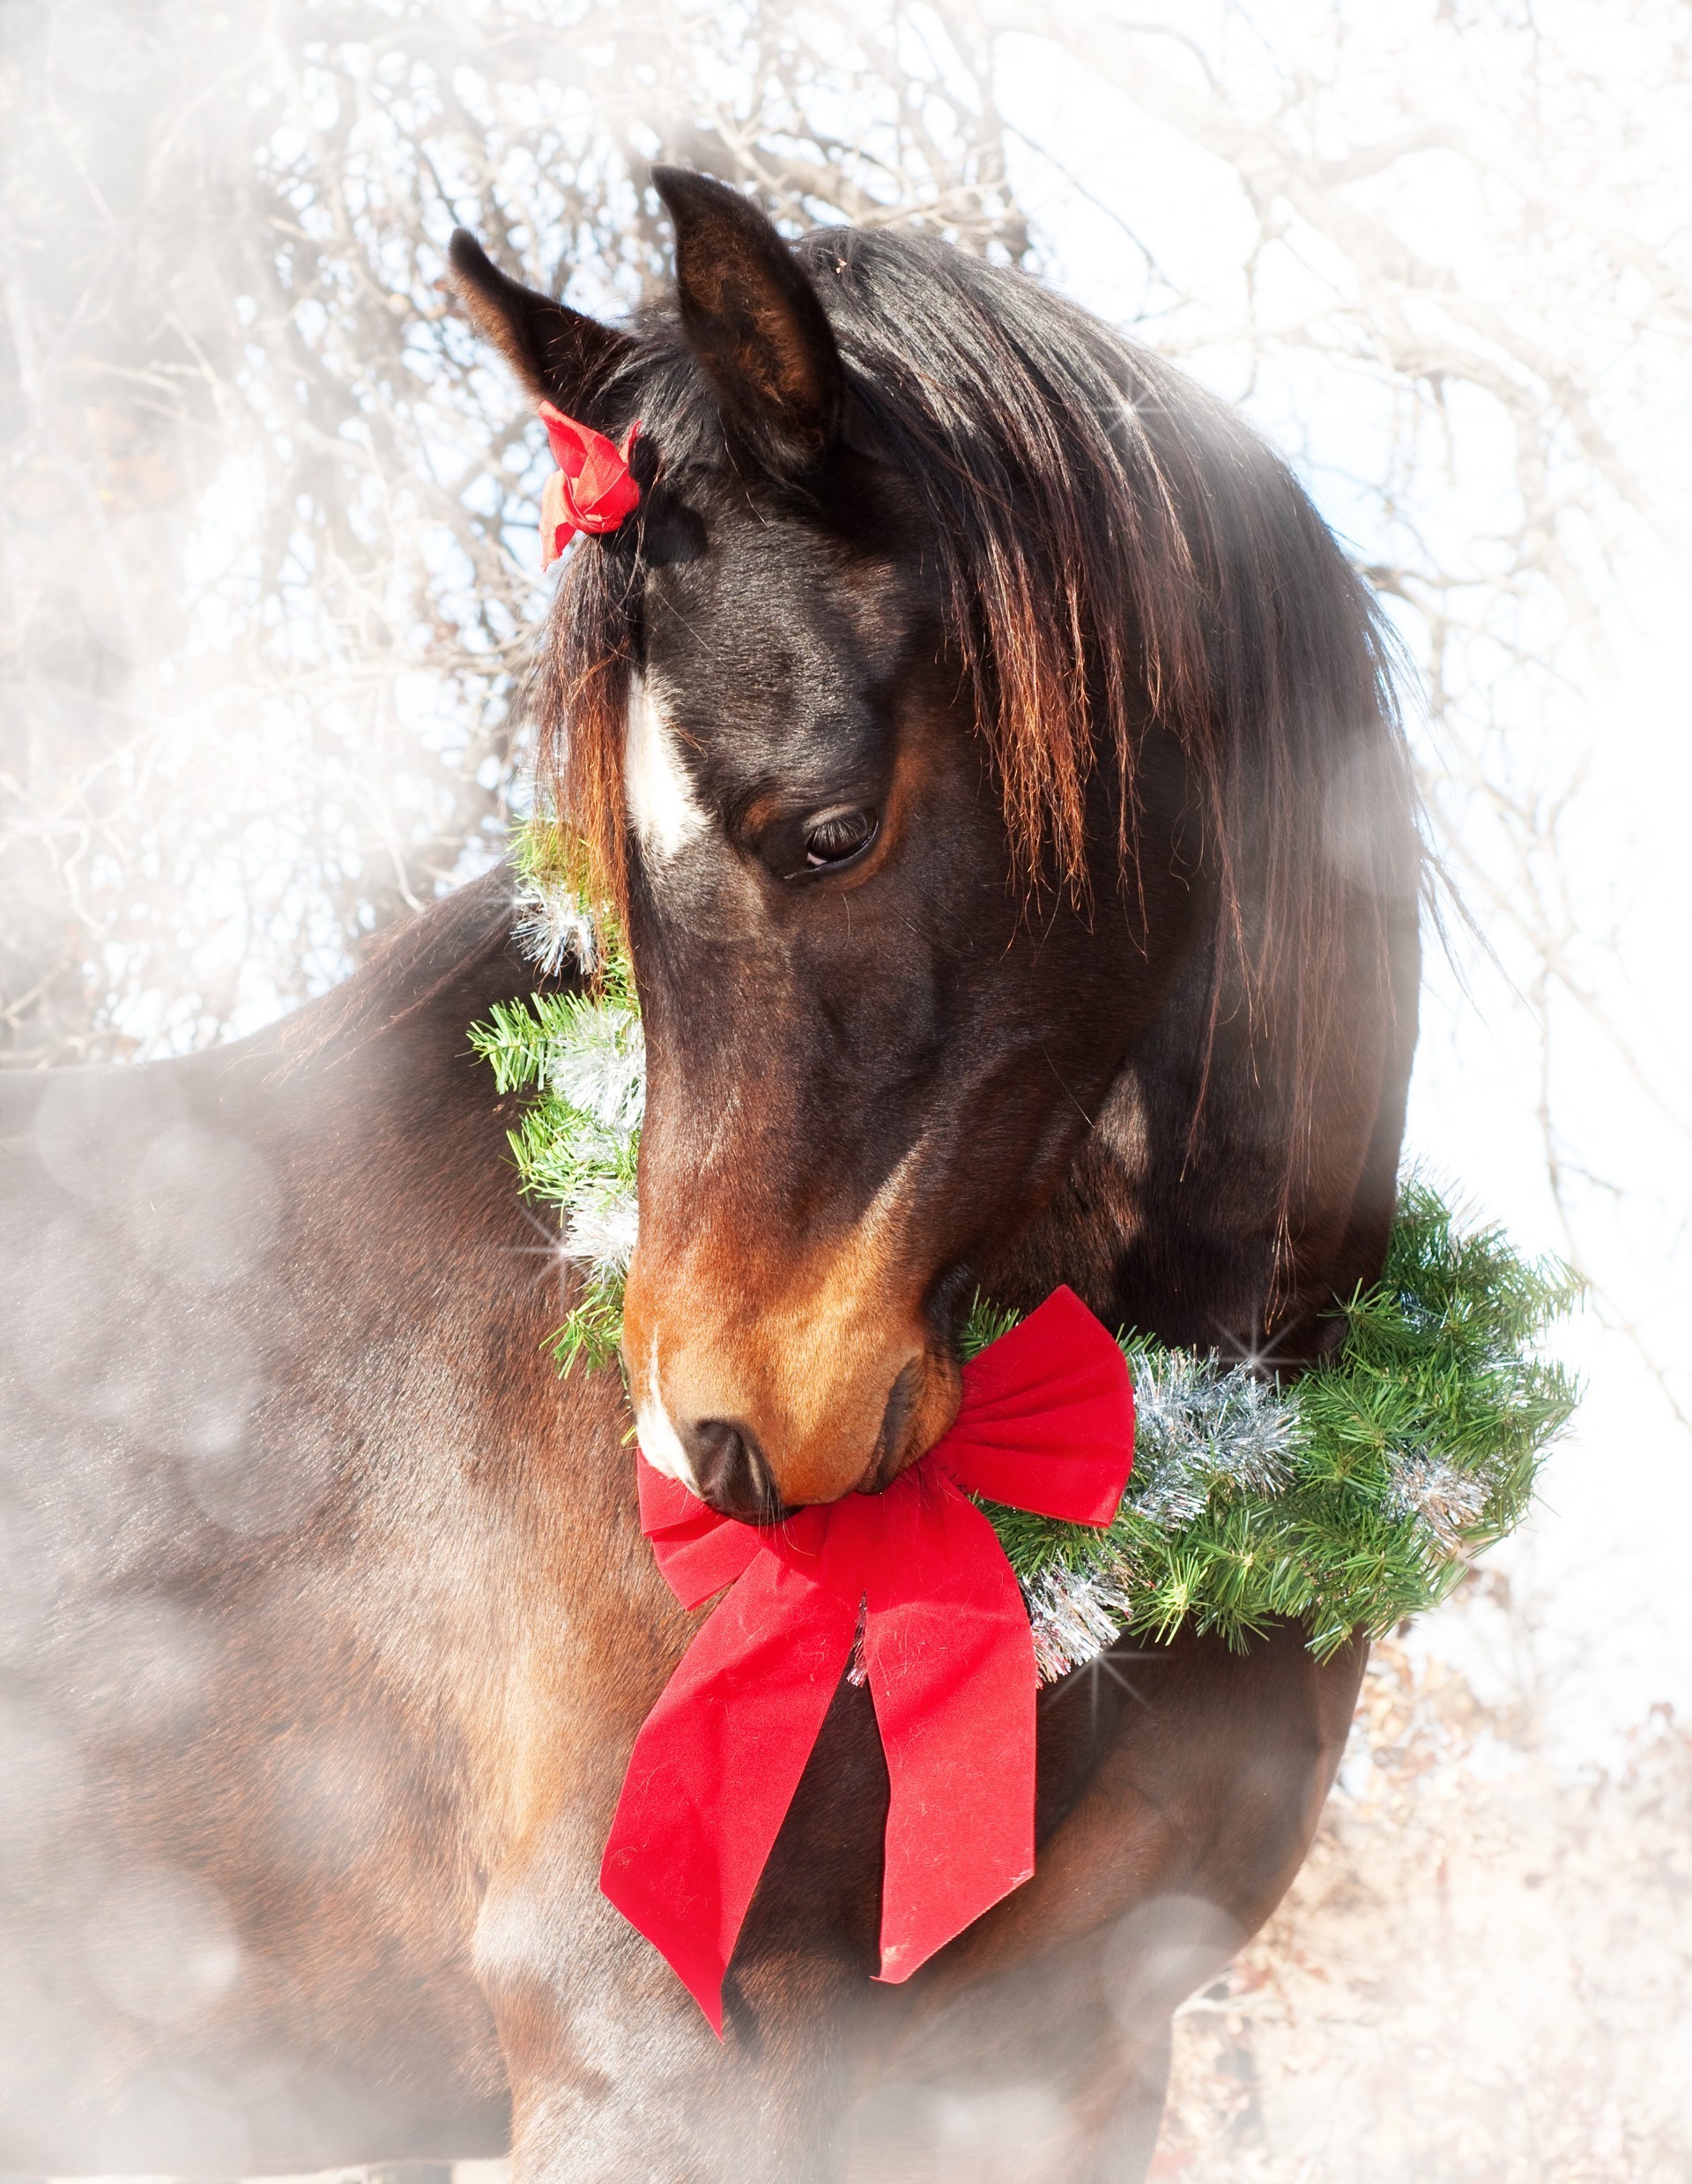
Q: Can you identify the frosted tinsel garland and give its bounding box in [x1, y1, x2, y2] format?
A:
[472, 863, 1579, 1675]
[1022, 1353, 1300, 1679]
[1016, 1363, 1523, 1672]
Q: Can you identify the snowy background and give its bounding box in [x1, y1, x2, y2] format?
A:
[3, 2, 1688, 2175]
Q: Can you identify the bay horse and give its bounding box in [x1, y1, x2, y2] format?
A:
[0, 170, 1418, 2181]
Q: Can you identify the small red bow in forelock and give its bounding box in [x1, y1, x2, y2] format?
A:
[599, 1285, 1135, 2033]
[537, 400, 641, 566]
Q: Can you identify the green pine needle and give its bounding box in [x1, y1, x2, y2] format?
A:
[471, 822, 641, 1376]
[546, 1273, 627, 1377]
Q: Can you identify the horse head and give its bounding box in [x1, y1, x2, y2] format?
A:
[451, 171, 1418, 1520]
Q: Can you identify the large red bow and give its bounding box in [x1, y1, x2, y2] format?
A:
[599, 1285, 1134, 2032]
[537, 400, 641, 566]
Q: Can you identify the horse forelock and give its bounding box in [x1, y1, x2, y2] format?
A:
[535, 226, 1417, 1274]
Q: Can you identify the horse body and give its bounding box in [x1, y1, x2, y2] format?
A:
[0, 897, 523, 2171]
[0, 884, 1365, 2180]
[1, 171, 1416, 2180]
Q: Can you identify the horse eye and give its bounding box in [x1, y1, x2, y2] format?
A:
[802, 809, 878, 867]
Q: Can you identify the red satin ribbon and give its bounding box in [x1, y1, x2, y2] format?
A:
[537, 400, 641, 566]
[599, 1285, 1135, 2032]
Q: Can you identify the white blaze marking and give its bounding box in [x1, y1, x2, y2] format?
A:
[634, 1330, 700, 1493]
[625, 674, 708, 862]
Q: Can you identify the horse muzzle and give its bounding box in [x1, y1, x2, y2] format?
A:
[621, 1247, 961, 1515]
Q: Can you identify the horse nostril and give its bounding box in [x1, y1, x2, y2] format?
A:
[683, 1419, 783, 1523]
[869, 1357, 924, 1488]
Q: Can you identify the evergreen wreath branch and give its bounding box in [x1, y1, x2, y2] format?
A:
[473, 833, 1581, 1675]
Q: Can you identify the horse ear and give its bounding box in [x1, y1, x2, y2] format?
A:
[448, 229, 634, 417]
[652, 167, 844, 466]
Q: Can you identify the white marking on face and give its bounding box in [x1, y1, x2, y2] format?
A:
[625, 674, 708, 862]
[634, 1330, 700, 1493]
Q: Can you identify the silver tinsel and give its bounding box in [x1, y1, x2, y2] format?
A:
[1025, 1563, 1139, 1683]
[513, 898, 643, 1275]
[515, 876, 603, 980]
[545, 1001, 646, 1140]
[562, 1175, 641, 1281]
[1384, 1449, 1493, 1549]
[1127, 1352, 1298, 1526]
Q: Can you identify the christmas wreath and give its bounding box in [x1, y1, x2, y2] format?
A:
[472, 830, 1579, 1677]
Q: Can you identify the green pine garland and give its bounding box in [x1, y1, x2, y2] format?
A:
[960, 1192, 1579, 1662]
[472, 842, 1580, 1668]
[471, 824, 639, 1375]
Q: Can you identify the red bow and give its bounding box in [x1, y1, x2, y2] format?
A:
[537, 400, 641, 566]
[599, 1286, 1134, 2032]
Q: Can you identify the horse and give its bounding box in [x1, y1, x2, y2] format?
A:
[0, 168, 1419, 2181]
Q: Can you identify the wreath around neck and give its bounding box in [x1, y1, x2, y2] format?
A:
[472, 828, 1580, 1678]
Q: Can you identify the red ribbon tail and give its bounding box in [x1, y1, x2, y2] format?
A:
[599, 1509, 865, 2032]
[863, 1471, 1037, 1984]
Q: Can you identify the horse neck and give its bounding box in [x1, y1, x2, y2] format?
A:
[983, 891, 1420, 1371]
[268, 865, 531, 1081]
